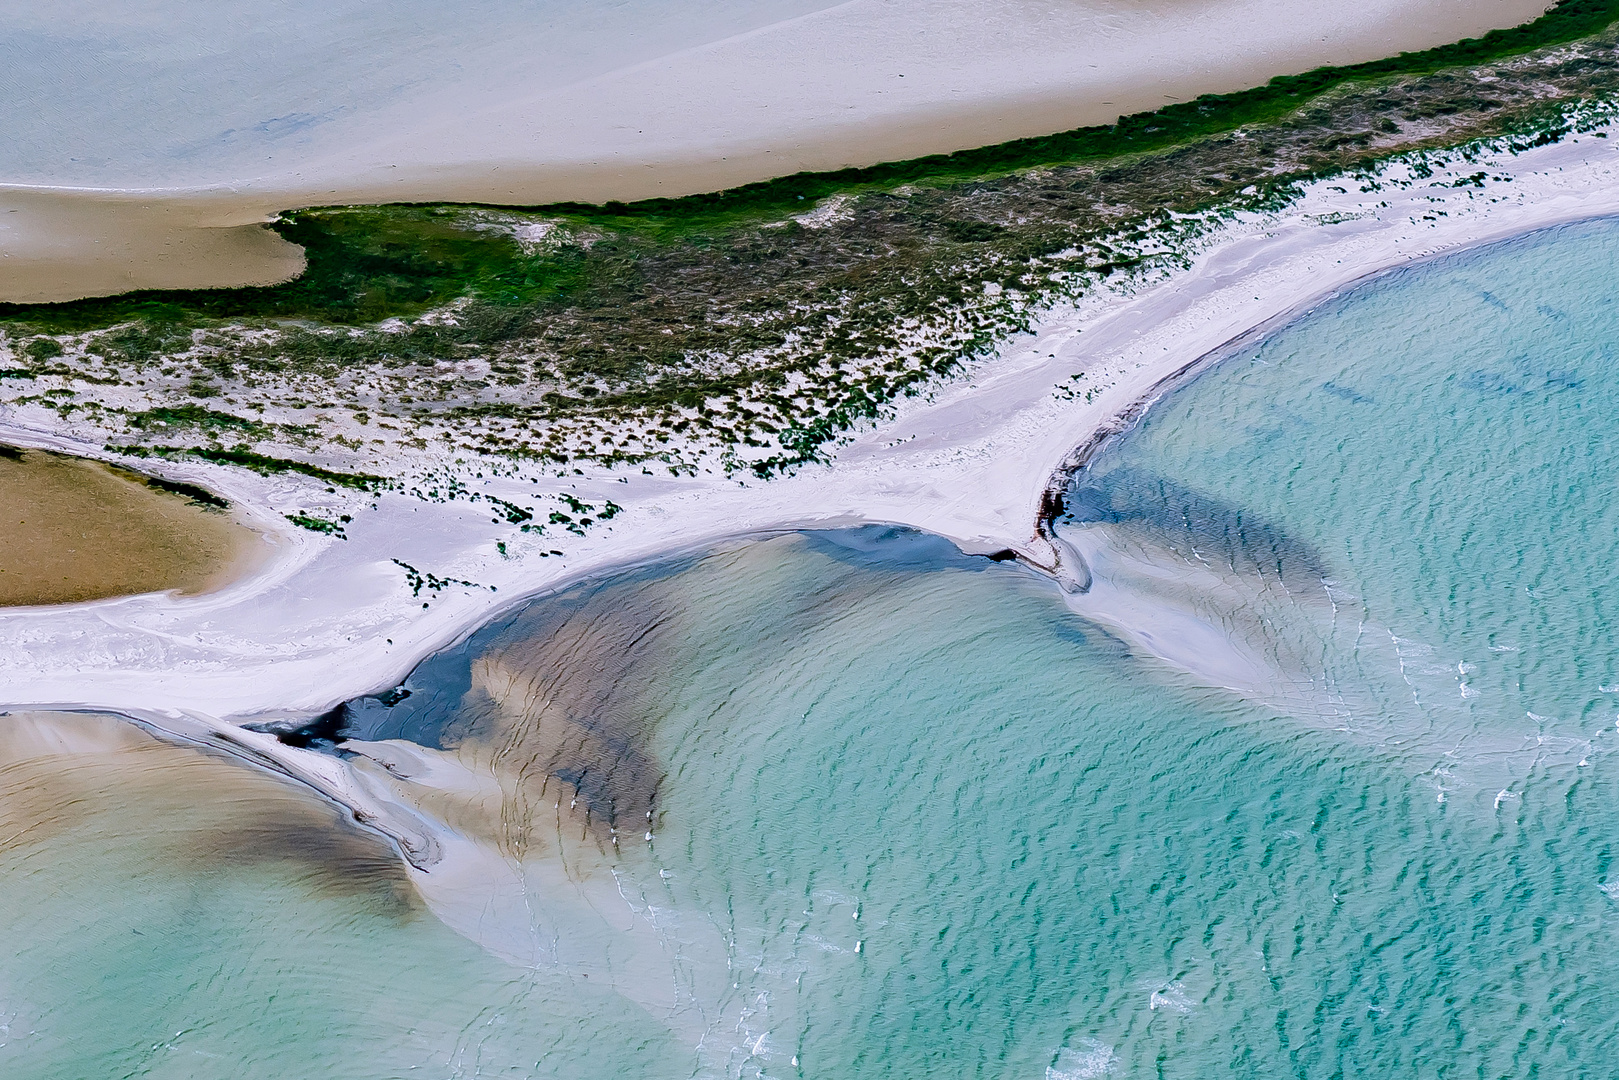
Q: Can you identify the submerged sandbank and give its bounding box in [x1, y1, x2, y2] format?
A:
[0, 0, 1555, 301]
[0, 709, 416, 912]
[0, 708, 686, 1075]
[0, 444, 264, 606]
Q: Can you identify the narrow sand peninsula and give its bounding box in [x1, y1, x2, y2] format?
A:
[0, 188, 305, 304]
[4, 122, 1618, 721]
[4, 119, 1618, 984]
[0, 445, 266, 606]
[0, 0, 1553, 301]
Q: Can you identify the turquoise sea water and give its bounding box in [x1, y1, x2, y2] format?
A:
[0, 0, 830, 186]
[8, 218, 1619, 1077]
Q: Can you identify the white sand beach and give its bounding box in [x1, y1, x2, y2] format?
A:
[3, 110, 1618, 982]
[4, 122, 1617, 723]
[0, 0, 1553, 301]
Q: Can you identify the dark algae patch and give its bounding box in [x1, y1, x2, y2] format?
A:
[5, 0, 1619, 483]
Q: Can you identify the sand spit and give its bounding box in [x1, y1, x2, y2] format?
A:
[0, 0, 1554, 301]
[2, 121, 1618, 1000]
[5, 124, 1619, 719]
[0, 443, 271, 607]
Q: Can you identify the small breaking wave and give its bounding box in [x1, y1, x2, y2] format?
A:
[1047, 1039, 1119, 1080]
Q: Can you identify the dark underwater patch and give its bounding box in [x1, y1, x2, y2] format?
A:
[1063, 465, 1333, 592]
[1321, 381, 1374, 405]
[801, 524, 990, 573]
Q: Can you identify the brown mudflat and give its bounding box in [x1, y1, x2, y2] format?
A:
[0, 445, 259, 607]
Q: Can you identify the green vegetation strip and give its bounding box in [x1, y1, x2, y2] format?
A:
[3, 0, 1616, 333]
[5, 3, 1619, 484]
[285, 512, 348, 537]
[116, 445, 388, 490]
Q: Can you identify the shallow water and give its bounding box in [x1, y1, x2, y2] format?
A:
[11, 219, 1619, 1076]
[0, 0, 834, 188]
[0, 446, 260, 606]
[0, 711, 680, 1079]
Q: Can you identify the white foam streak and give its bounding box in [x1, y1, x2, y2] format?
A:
[1050, 519, 1597, 799]
[1047, 1039, 1119, 1080]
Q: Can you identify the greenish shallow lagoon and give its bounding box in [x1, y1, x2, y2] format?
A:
[9, 218, 1619, 1077]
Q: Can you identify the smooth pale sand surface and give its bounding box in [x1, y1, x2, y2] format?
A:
[0, 188, 306, 303]
[0, 0, 1553, 302]
[0, 446, 262, 606]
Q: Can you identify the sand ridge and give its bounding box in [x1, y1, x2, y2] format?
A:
[2, 119, 1617, 721]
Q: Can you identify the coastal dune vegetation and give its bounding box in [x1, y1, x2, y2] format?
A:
[7, 10, 1619, 1071]
[3, 0, 1619, 487]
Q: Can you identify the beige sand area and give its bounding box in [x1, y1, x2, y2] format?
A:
[0, 0, 1553, 304]
[0, 446, 262, 607]
[0, 187, 306, 304]
[0, 710, 416, 914]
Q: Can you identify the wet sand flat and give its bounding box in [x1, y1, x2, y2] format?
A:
[0, 446, 260, 606]
[0, 187, 306, 304]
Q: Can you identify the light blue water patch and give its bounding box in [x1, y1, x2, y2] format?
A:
[9, 217, 1619, 1077]
[0, 0, 834, 186]
[1062, 216, 1619, 777]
